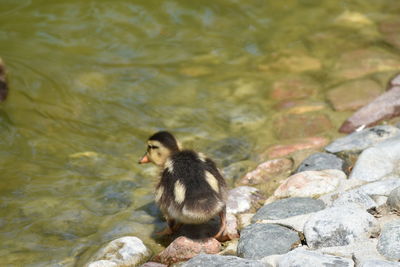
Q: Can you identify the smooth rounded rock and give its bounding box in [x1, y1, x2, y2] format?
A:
[182, 254, 267, 267]
[226, 186, 264, 214]
[387, 186, 400, 211]
[349, 135, 400, 182]
[331, 190, 377, 210]
[304, 206, 380, 249]
[264, 137, 329, 159]
[325, 125, 400, 154]
[360, 259, 400, 267]
[377, 220, 400, 261]
[295, 152, 345, 173]
[277, 247, 354, 267]
[358, 179, 400, 197]
[274, 169, 346, 198]
[237, 223, 300, 259]
[87, 236, 151, 267]
[251, 197, 325, 222]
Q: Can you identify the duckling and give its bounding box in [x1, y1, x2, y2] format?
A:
[139, 131, 227, 239]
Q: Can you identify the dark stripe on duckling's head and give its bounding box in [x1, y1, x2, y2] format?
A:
[148, 131, 180, 153]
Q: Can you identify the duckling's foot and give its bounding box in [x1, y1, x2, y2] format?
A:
[156, 227, 174, 236]
[213, 209, 227, 241]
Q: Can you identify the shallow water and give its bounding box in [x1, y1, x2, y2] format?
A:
[1, 0, 400, 265]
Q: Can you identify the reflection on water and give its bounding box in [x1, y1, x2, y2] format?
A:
[0, 0, 400, 265]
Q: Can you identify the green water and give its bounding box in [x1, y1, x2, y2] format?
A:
[1, 0, 400, 265]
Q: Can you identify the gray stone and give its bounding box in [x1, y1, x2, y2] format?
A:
[339, 86, 400, 133]
[349, 135, 400, 182]
[317, 239, 386, 265]
[238, 223, 300, 260]
[360, 259, 400, 267]
[87, 236, 151, 267]
[325, 125, 400, 153]
[387, 186, 400, 211]
[258, 212, 316, 232]
[296, 152, 345, 173]
[377, 220, 400, 261]
[182, 254, 267, 267]
[331, 190, 377, 210]
[277, 247, 354, 267]
[304, 206, 380, 249]
[226, 186, 263, 214]
[252, 197, 325, 222]
[358, 179, 400, 197]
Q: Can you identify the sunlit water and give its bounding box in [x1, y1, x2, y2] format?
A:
[1, 0, 400, 265]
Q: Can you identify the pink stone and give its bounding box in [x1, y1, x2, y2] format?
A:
[154, 236, 220, 265]
[265, 137, 329, 159]
[339, 86, 400, 133]
[140, 262, 167, 267]
[273, 169, 346, 198]
[237, 158, 293, 185]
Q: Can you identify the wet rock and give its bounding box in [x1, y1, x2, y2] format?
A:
[83, 180, 136, 216]
[274, 113, 333, 139]
[304, 206, 380, 249]
[154, 237, 220, 265]
[335, 10, 373, 27]
[317, 239, 385, 265]
[327, 79, 382, 111]
[273, 169, 346, 198]
[45, 208, 99, 238]
[278, 247, 354, 267]
[270, 75, 319, 100]
[205, 138, 251, 167]
[226, 186, 264, 214]
[387, 186, 400, 211]
[237, 158, 293, 186]
[222, 161, 256, 185]
[251, 197, 325, 222]
[101, 221, 153, 243]
[360, 259, 400, 267]
[238, 223, 300, 260]
[377, 220, 400, 261]
[87, 236, 151, 267]
[295, 152, 345, 173]
[357, 179, 400, 197]
[339, 86, 400, 133]
[0, 57, 8, 102]
[325, 125, 400, 153]
[349, 135, 400, 182]
[182, 254, 266, 267]
[379, 19, 400, 50]
[263, 54, 322, 73]
[332, 49, 400, 81]
[331, 190, 377, 210]
[264, 137, 329, 159]
[229, 105, 266, 131]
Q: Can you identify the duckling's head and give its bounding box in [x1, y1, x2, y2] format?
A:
[139, 131, 180, 166]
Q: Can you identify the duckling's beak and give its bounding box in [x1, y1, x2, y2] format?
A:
[138, 154, 150, 164]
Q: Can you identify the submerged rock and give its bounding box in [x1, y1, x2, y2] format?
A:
[325, 125, 400, 154]
[327, 79, 382, 111]
[379, 19, 400, 50]
[205, 137, 251, 167]
[0, 57, 7, 102]
[182, 254, 266, 267]
[251, 197, 325, 222]
[339, 86, 400, 133]
[237, 223, 300, 259]
[270, 75, 319, 100]
[87, 236, 151, 267]
[295, 152, 345, 173]
[264, 137, 329, 159]
[304, 206, 380, 249]
[377, 220, 400, 261]
[154, 237, 220, 265]
[349, 135, 400, 182]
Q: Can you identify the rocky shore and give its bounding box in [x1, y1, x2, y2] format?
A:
[86, 75, 400, 267]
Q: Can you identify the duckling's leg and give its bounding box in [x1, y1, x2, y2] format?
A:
[156, 219, 182, 236]
[214, 207, 226, 240]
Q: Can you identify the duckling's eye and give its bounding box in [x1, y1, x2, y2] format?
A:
[148, 145, 159, 150]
